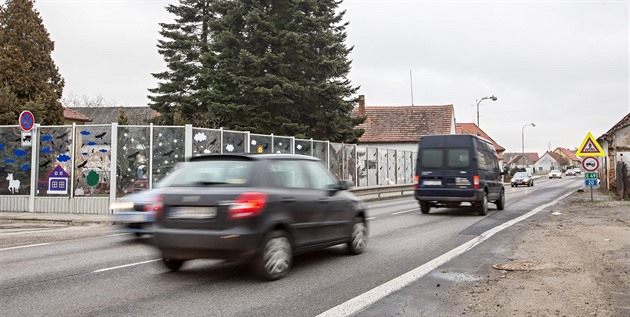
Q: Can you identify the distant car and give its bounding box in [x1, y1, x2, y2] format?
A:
[110, 166, 183, 237]
[152, 154, 368, 280]
[549, 170, 562, 179]
[511, 172, 533, 187]
[565, 169, 576, 176]
[110, 188, 163, 237]
[573, 168, 582, 175]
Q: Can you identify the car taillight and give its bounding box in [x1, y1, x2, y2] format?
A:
[473, 176, 480, 189]
[228, 192, 267, 220]
[413, 175, 420, 188]
[144, 195, 163, 217]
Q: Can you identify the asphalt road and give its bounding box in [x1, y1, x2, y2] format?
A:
[0, 176, 584, 316]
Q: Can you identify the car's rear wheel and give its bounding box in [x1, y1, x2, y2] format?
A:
[476, 192, 488, 216]
[495, 188, 505, 210]
[251, 230, 292, 281]
[420, 202, 430, 214]
[347, 217, 368, 255]
[162, 258, 184, 272]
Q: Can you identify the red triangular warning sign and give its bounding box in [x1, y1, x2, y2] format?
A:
[576, 132, 605, 157]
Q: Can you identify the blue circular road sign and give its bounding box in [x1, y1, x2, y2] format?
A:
[19, 111, 35, 132]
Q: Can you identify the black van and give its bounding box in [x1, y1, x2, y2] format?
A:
[413, 134, 505, 215]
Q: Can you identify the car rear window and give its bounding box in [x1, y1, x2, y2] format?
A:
[421, 148, 470, 169]
[168, 160, 253, 186]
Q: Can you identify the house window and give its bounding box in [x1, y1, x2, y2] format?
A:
[59, 182, 65, 189]
[51, 180, 58, 189]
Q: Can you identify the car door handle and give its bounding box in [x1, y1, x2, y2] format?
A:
[281, 197, 295, 203]
[318, 198, 329, 204]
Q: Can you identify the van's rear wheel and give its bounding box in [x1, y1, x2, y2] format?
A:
[420, 202, 430, 214]
[476, 192, 488, 216]
[495, 189, 505, 210]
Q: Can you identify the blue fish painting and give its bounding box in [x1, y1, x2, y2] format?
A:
[0, 144, 4, 150]
[57, 154, 71, 162]
[4, 159, 15, 164]
[42, 135, 53, 141]
[82, 152, 88, 156]
[41, 147, 53, 154]
[80, 131, 91, 136]
[99, 149, 108, 153]
[20, 163, 30, 170]
[87, 141, 96, 146]
[14, 149, 27, 157]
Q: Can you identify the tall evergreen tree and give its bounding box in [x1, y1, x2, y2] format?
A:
[0, 0, 65, 125]
[150, 0, 363, 143]
[148, 0, 217, 127]
[206, 0, 363, 142]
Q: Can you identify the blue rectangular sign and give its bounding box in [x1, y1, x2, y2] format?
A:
[585, 179, 598, 187]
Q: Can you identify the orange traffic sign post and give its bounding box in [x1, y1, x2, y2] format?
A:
[575, 132, 605, 157]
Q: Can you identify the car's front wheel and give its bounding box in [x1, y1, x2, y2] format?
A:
[347, 217, 368, 255]
[162, 258, 184, 272]
[251, 230, 292, 281]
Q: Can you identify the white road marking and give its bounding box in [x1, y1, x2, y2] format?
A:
[366, 217, 376, 221]
[92, 259, 160, 273]
[0, 243, 51, 251]
[0, 229, 62, 235]
[106, 233, 128, 237]
[391, 210, 413, 215]
[317, 189, 576, 317]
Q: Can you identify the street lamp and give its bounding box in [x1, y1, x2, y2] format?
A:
[522, 122, 536, 155]
[476, 95, 497, 128]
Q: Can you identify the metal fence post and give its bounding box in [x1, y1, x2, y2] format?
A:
[70, 123, 76, 198]
[109, 123, 118, 208]
[28, 124, 40, 212]
[220, 127, 224, 153]
[149, 123, 154, 189]
[184, 124, 193, 159]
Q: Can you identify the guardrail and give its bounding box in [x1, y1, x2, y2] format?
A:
[350, 184, 415, 201]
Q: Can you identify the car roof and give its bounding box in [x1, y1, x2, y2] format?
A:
[188, 153, 321, 162]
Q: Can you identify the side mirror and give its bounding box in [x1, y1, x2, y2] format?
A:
[337, 180, 354, 191]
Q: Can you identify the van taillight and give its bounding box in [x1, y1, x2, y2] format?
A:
[228, 192, 267, 220]
[473, 176, 480, 189]
[413, 175, 420, 188]
[144, 195, 163, 217]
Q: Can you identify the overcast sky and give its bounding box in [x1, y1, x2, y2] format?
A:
[25, 0, 630, 155]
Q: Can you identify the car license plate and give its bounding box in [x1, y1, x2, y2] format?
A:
[423, 180, 441, 186]
[114, 213, 148, 223]
[169, 206, 217, 219]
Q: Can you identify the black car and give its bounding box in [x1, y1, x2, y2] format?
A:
[510, 172, 534, 187]
[414, 134, 505, 216]
[151, 154, 368, 280]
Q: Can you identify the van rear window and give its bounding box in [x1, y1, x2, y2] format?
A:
[421, 149, 470, 169]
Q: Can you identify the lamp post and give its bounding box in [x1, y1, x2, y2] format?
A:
[475, 95, 497, 128]
[521, 122, 536, 156]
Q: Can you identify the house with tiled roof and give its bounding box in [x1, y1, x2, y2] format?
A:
[455, 123, 506, 163]
[353, 95, 455, 152]
[67, 107, 159, 125]
[597, 112, 630, 193]
[63, 108, 91, 125]
[553, 147, 581, 168]
[534, 151, 569, 173]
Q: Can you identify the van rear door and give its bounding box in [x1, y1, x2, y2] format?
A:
[417, 147, 476, 190]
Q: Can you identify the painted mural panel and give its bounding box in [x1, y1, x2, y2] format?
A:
[74, 126, 111, 197]
[387, 149, 397, 185]
[192, 128, 221, 156]
[37, 126, 73, 197]
[250, 134, 272, 154]
[223, 131, 247, 153]
[117, 126, 150, 196]
[152, 127, 185, 185]
[357, 146, 368, 187]
[295, 139, 312, 156]
[367, 147, 378, 187]
[273, 136, 292, 154]
[0, 126, 31, 195]
[343, 144, 357, 185]
[328, 143, 343, 180]
[312, 141, 327, 162]
[378, 149, 387, 185]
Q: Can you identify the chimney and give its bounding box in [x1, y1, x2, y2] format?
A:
[358, 95, 365, 117]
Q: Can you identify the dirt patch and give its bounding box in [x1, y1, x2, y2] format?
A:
[460, 189, 630, 316]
